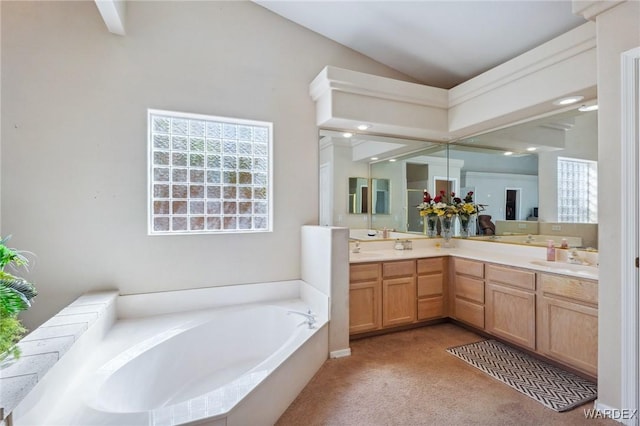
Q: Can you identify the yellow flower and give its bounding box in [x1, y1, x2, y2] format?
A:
[462, 203, 476, 214]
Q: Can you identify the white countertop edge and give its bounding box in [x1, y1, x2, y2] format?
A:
[349, 245, 598, 280]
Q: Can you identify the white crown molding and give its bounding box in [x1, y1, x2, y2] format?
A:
[310, 21, 597, 142]
[309, 66, 448, 109]
[449, 22, 596, 107]
[572, 0, 626, 21]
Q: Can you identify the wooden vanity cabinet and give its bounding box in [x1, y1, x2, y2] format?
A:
[485, 264, 536, 350]
[537, 273, 598, 377]
[416, 257, 446, 320]
[452, 258, 485, 329]
[349, 263, 382, 334]
[382, 260, 417, 327]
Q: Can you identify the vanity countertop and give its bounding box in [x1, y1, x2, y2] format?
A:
[349, 241, 598, 281]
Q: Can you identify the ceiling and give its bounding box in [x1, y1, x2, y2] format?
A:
[254, 1, 587, 89]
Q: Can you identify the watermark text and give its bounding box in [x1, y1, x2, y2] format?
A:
[584, 408, 639, 420]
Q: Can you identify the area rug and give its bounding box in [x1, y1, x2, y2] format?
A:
[447, 339, 597, 412]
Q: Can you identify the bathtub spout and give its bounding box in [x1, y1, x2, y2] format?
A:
[287, 309, 316, 329]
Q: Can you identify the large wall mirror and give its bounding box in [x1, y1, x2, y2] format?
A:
[319, 107, 598, 249]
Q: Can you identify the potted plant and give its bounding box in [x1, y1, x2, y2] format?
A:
[0, 236, 37, 362]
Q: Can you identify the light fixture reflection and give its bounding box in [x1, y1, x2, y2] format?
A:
[343, 132, 353, 138]
[504, 151, 514, 156]
[578, 104, 598, 112]
[553, 95, 584, 106]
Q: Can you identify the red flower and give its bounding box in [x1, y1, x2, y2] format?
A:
[423, 190, 432, 203]
[434, 195, 442, 203]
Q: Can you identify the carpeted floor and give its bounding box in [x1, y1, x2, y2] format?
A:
[276, 323, 615, 426]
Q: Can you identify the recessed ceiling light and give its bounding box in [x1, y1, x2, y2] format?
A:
[526, 147, 537, 152]
[342, 132, 353, 138]
[389, 158, 397, 162]
[504, 151, 514, 156]
[357, 124, 371, 131]
[553, 95, 584, 106]
[370, 157, 378, 161]
[578, 104, 599, 112]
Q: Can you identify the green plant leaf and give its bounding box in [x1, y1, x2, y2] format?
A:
[0, 285, 28, 316]
[0, 273, 37, 302]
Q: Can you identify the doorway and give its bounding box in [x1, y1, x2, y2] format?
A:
[505, 188, 521, 220]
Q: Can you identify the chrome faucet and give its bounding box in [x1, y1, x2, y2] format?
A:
[567, 249, 582, 264]
[287, 309, 316, 329]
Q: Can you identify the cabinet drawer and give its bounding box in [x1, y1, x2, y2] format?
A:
[486, 264, 535, 291]
[383, 260, 415, 278]
[417, 257, 444, 274]
[455, 298, 485, 329]
[454, 258, 484, 278]
[540, 274, 598, 305]
[350, 263, 380, 282]
[455, 275, 484, 304]
[418, 296, 444, 320]
[417, 274, 443, 297]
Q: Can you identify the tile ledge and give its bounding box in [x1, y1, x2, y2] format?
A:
[0, 289, 118, 420]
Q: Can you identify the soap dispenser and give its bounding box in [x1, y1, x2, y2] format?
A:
[546, 240, 556, 261]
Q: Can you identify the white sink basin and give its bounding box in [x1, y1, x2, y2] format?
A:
[529, 260, 598, 278]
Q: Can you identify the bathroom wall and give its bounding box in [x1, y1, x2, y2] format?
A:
[0, 1, 415, 330]
[537, 112, 598, 222]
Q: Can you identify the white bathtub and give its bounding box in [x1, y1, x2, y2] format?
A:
[16, 284, 329, 426]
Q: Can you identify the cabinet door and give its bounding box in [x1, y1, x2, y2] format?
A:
[418, 296, 444, 320]
[417, 273, 444, 320]
[454, 298, 485, 329]
[349, 280, 382, 334]
[382, 276, 416, 327]
[486, 283, 536, 350]
[538, 295, 598, 376]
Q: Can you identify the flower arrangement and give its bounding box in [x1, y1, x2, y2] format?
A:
[417, 189, 459, 217]
[457, 191, 478, 219]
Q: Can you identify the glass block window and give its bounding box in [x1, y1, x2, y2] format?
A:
[557, 157, 597, 223]
[148, 110, 272, 235]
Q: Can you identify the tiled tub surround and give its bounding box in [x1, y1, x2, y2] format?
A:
[0, 291, 118, 424]
[349, 238, 598, 280]
[9, 281, 329, 426]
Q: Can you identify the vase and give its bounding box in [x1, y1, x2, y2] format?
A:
[459, 215, 474, 238]
[439, 215, 454, 241]
[426, 216, 438, 237]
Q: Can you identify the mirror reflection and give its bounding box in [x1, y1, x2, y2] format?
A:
[319, 108, 598, 249]
[348, 177, 369, 214]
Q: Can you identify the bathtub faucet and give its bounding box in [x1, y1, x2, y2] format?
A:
[287, 309, 316, 329]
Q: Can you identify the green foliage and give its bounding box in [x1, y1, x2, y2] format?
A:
[0, 315, 26, 362]
[0, 236, 28, 271]
[0, 285, 28, 316]
[0, 236, 36, 361]
[0, 273, 37, 305]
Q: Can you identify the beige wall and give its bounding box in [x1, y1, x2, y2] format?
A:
[0, 1, 414, 330]
[595, 0, 640, 410]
